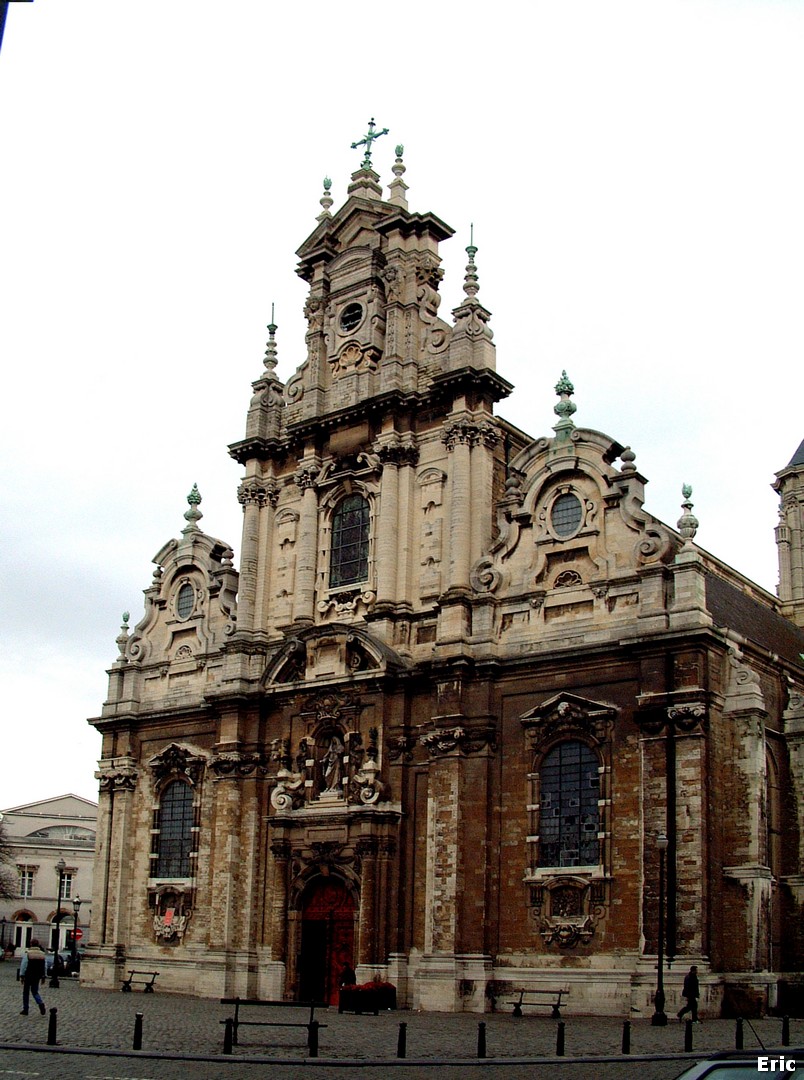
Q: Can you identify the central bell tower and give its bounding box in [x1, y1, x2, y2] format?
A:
[228, 121, 512, 648]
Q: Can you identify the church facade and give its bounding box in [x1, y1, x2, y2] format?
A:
[84, 137, 804, 1016]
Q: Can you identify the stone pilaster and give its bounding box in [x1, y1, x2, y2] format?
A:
[94, 759, 139, 949]
[721, 643, 772, 971]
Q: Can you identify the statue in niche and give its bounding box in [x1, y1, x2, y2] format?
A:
[321, 736, 345, 791]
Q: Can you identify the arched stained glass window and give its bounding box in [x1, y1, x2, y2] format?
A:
[539, 741, 599, 868]
[329, 495, 369, 588]
[154, 781, 194, 878]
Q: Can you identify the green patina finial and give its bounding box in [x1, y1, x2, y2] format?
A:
[318, 177, 334, 219]
[395, 144, 404, 158]
[122, 611, 130, 625]
[351, 117, 389, 170]
[184, 483, 203, 527]
[553, 370, 577, 436]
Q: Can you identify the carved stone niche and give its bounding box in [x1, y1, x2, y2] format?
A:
[149, 885, 192, 944]
[529, 877, 607, 948]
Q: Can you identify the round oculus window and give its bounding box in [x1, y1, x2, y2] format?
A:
[339, 302, 363, 333]
[176, 582, 195, 619]
[550, 493, 583, 537]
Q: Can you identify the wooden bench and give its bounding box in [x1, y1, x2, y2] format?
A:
[219, 998, 328, 1054]
[507, 988, 568, 1018]
[121, 969, 159, 992]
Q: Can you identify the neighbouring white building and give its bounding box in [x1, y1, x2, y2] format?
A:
[0, 795, 96, 954]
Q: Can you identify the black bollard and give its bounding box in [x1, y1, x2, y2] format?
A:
[783, 1015, 790, 1046]
[477, 1021, 487, 1059]
[735, 1017, 743, 1050]
[133, 1012, 143, 1051]
[223, 1017, 233, 1055]
[684, 1018, 693, 1052]
[308, 1019, 319, 1058]
[556, 1021, 565, 1057]
[622, 1020, 631, 1054]
[46, 1008, 57, 1046]
[397, 1022, 407, 1059]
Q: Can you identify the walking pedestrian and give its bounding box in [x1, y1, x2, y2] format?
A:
[677, 964, 700, 1023]
[19, 938, 47, 1016]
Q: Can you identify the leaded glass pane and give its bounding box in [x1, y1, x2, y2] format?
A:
[156, 781, 194, 877]
[330, 495, 369, 588]
[539, 741, 599, 867]
[551, 493, 583, 537]
[176, 583, 195, 619]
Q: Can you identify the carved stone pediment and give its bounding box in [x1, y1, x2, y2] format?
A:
[148, 742, 208, 788]
[521, 693, 616, 750]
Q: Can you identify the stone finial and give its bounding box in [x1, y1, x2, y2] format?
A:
[553, 371, 577, 435]
[317, 176, 333, 221]
[350, 117, 389, 170]
[388, 144, 408, 208]
[115, 612, 130, 661]
[620, 447, 637, 474]
[184, 484, 203, 528]
[462, 224, 480, 301]
[677, 483, 699, 541]
[264, 304, 278, 374]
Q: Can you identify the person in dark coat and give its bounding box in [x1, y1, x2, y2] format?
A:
[19, 939, 47, 1016]
[677, 964, 700, 1022]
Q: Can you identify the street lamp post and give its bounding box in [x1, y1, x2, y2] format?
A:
[50, 858, 67, 989]
[651, 832, 669, 1026]
[71, 897, 82, 968]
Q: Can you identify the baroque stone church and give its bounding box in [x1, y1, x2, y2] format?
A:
[84, 128, 804, 1016]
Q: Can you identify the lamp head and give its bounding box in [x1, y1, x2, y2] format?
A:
[657, 832, 669, 850]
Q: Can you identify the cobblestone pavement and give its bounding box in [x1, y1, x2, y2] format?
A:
[0, 962, 801, 1079]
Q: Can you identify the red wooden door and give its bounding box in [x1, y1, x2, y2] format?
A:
[299, 879, 355, 1005]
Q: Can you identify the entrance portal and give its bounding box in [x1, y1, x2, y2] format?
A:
[299, 878, 356, 1005]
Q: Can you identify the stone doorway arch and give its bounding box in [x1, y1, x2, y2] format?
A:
[298, 877, 356, 1005]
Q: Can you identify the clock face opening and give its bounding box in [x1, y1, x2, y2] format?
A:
[340, 303, 363, 333]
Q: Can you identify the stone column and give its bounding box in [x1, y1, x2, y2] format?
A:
[375, 450, 400, 606]
[471, 420, 498, 556]
[444, 422, 473, 593]
[293, 465, 319, 625]
[356, 837, 379, 968]
[395, 449, 416, 608]
[236, 478, 265, 634]
[254, 484, 279, 631]
[268, 838, 291, 963]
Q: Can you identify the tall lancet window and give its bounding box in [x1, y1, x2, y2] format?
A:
[154, 781, 194, 878]
[330, 494, 369, 588]
[539, 741, 600, 868]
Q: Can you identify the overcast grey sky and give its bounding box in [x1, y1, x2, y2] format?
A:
[1, 0, 803, 809]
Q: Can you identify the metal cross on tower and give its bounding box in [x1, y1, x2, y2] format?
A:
[350, 118, 389, 170]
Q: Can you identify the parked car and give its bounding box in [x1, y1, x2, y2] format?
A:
[672, 1050, 803, 1079]
[45, 948, 83, 976]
